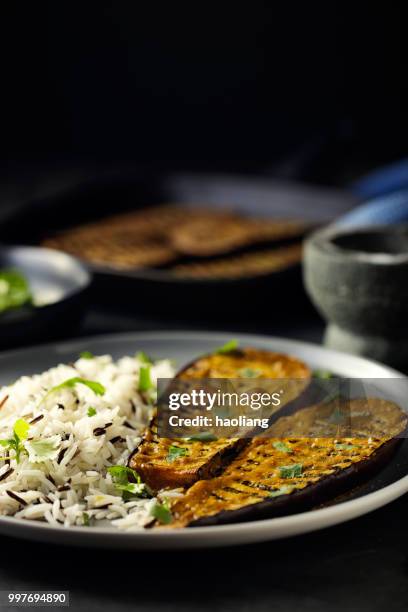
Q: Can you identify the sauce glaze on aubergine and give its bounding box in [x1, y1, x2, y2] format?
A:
[168, 397, 407, 528]
[128, 347, 310, 491]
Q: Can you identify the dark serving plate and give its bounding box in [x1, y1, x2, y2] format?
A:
[0, 246, 91, 348]
[0, 171, 355, 313]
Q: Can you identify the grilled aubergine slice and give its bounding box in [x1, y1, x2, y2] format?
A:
[168, 397, 407, 527]
[129, 347, 310, 491]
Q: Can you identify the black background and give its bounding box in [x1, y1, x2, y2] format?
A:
[0, 2, 407, 184]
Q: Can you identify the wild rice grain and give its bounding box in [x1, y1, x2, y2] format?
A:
[29, 414, 44, 425]
[93, 427, 106, 437]
[6, 490, 27, 506]
[109, 436, 125, 444]
[124, 420, 136, 430]
[0, 468, 14, 482]
[57, 448, 67, 464]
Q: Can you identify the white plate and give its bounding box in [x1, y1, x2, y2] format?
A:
[0, 331, 407, 549]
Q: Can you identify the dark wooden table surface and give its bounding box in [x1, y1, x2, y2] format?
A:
[1, 298, 408, 612]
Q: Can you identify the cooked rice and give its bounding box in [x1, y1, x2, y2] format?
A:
[0, 353, 174, 530]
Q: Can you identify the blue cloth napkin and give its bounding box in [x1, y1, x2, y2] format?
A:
[336, 159, 408, 227]
[336, 189, 408, 227]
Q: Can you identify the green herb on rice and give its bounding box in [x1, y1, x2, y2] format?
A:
[136, 351, 152, 364]
[80, 351, 94, 359]
[39, 377, 106, 407]
[87, 407, 97, 417]
[150, 499, 172, 524]
[0, 418, 30, 463]
[107, 465, 152, 499]
[138, 365, 153, 393]
[24, 435, 61, 463]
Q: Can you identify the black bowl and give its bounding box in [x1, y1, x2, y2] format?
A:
[0, 246, 91, 348]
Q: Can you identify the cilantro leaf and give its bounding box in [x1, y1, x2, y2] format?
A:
[312, 370, 333, 379]
[82, 512, 90, 526]
[273, 441, 293, 454]
[87, 407, 97, 417]
[14, 419, 29, 441]
[279, 463, 303, 479]
[269, 485, 293, 497]
[150, 500, 172, 524]
[136, 351, 152, 364]
[107, 465, 152, 499]
[116, 482, 151, 497]
[80, 351, 94, 359]
[24, 435, 61, 463]
[0, 269, 32, 313]
[107, 465, 141, 485]
[184, 432, 218, 442]
[0, 419, 30, 463]
[335, 443, 358, 451]
[166, 445, 188, 463]
[215, 340, 239, 354]
[40, 377, 106, 406]
[238, 367, 261, 378]
[138, 365, 152, 392]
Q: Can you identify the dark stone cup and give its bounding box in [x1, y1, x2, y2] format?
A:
[303, 225, 408, 370]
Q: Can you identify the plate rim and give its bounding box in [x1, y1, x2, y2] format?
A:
[0, 330, 406, 547]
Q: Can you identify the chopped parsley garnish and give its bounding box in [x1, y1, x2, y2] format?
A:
[0, 419, 30, 463]
[151, 500, 172, 525]
[138, 365, 153, 392]
[87, 407, 97, 417]
[0, 269, 32, 314]
[273, 441, 293, 454]
[215, 340, 239, 354]
[184, 432, 218, 442]
[80, 351, 94, 359]
[238, 367, 262, 378]
[279, 463, 303, 479]
[335, 443, 358, 451]
[136, 351, 152, 364]
[269, 485, 293, 497]
[107, 465, 152, 498]
[82, 512, 90, 526]
[312, 370, 333, 379]
[166, 445, 188, 462]
[40, 377, 106, 407]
